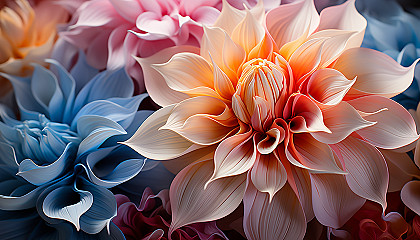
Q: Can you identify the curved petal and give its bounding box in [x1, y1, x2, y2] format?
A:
[332, 137, 388, 210]
[250, 152, 287, 201]
[288, 38, 323, 84]
[209, 128, 256, 182]
[310, 173, 365, 228]
[318, 0, 366, 48]
[135, 45, 199, 107]
[169, 160, 246, 234]
[310, 101, 375, 144]
[401, 180, 420, 215]
[266, 0, 319, 49]
[243, 182, 306, 240]
[348, 96, 419, 149]
[123, 105, 200, 160]
[334, 48, 419, 98]
[231, 10, 265, 55]
[213, 0, 246, 35]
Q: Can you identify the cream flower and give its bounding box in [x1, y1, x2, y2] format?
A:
[125, 0, 419, 239]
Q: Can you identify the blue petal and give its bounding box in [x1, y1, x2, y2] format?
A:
[0, 209, 39, 240]
[17, 143, 77, 186]
[0, 181, 42, 210]
[0, 142, 19, 167]
[69, 51, 99, 93]
[76, 116, 126, 156]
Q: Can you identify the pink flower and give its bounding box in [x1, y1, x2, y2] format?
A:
[0, 0, 68, 98]
[112, 188, 227, 240]
[59, 0, 256, 93]
[124, 0, 419, 239]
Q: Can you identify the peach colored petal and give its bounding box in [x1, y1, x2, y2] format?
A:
[310, 101, 375, 144]
[332, 137, 388, 210]
[122, 105, 201, 160]
[232, 87, 251, 124]
[213, 0, 245, 35]
[307, 68, 356, 106]
[348, 96, 419, 149]
[414, 138, 420, 168]
[380, 149, 418, 192]
[248, 32, 276, 61]
[256, 127, 285, 154]
[250, 152, 287, 200]
[287, 133, 345, 174]
[162, 145, 217, 174]
[334, 48, 419, 98]
[208, 127, 256, 183]
[310, 173, 365, 228]
[243, 182, 306, 240]
[318, 0, 366, 49]
[401, 180, 420, 215]
[135, 46, 199, 106]
[266, 0, 319, 49]
[169, 160, 246, 234]
[231, 11, 265, 55]
[211, 57, 235, 100]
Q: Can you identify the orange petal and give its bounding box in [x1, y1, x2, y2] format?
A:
[243, 182, 306, 240]
[334, 48, 419, 98]
[332, 136, 388, 210]
[348, 96, 419, 149]
[266, 0, 319, 49]
[310, 173, 365, 228]
[213, 0, 246, 35]
[310, 101, 375, 144]
[250, 152, 287, 200]
[211, 56, 235, 100]
[135, 46, 198, 106]
[231, 10, 265, 55]
[169, 160, 246, 233]
[318, 0, 366, 48]
[122, 105, 200, 160]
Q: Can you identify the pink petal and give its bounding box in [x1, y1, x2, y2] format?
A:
[109, 0, 142, 23]
[310, 101, 375, 144]
[231, 11, 265, 54]
[266, 0, 319, 49]
[71, 0, 122, 28]
[318, 0, 367, 48]
[122, 105, 201, 160]
[286, 133, 345, 174]
[348, 96, 419, 149]
[169, 160, 246, 233]
[107, 25, 130, 70]
[310, 173, 365, 228]
[135, 45, 199, 106]
[401, 180, 420, 215]
[250, 152, 287, 200]
[332, 136, 388, 210]
[334, 48, 419, 98]
[243, 182, 306, 240]
[136, 13, 178, 38]
[380, 149, 420, 192]
[209, 127, 257, 182]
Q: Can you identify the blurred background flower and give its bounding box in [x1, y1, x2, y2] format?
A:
[0, 53, 156, 238]
[0, 0, 68, 103]
[113, 188, 227, 240]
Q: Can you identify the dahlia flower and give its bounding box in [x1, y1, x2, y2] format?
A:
[0, 54, 151, 238]
[125, 0, 420, 238]
[113, 188, 227, 240]
[0, 0, 68, 99]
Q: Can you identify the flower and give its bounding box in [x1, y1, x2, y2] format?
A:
[124, 0, 420, 239]
[58, 0, 251, 93]
[0, 0, 68, 100]
[0, 54, 151, 238]
[113, 188, 227, 240]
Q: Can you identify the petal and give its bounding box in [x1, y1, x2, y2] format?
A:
[250, 152, 287, 201]
[310, 101, 375, 144]
[266, 0, 319, 49]
[106, 25, 130, 70]
[213, 0, 246, 35]
[169, 160, 246, 233]
[401, 180, 420, 215]
[307, 68, 356, 106]
[123, 105, 200, 160]
[243, 182, 306, 240]
[231, 10, 265, 55]
[332, 137, 388, 210]
[135, 45, 199, 107]
[310, 173, 365, 228]
[209, 127, 256, 182]
[318, 0, 367, 48]
[334, 48, 419, 98]
[348, 96, 419, 149]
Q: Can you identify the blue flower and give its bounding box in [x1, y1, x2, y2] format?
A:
[0, 54, 155, 238]
[359, 0, 420, 110]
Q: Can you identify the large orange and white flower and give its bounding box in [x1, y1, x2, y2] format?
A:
[125, 0, 420, 239]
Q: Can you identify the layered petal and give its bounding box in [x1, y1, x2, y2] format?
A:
[401, 181, 420, 215]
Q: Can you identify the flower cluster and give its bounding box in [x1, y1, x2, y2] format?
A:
[0, 0, 420, 239]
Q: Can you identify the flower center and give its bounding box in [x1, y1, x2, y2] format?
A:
[16, 115, 80, 164]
